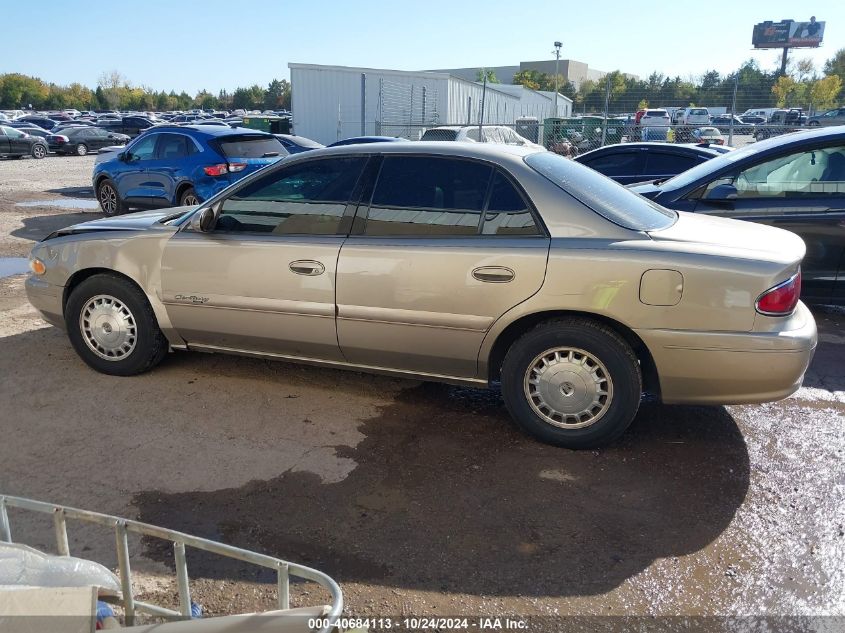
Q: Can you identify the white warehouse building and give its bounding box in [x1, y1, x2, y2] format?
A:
[288, 63, 572, 146]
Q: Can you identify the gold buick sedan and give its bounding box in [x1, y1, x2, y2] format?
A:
[26, 142, 817, 448]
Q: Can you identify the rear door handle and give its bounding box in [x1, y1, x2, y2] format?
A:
[472, 266, 515, 283]
[289, 260, 325, 276]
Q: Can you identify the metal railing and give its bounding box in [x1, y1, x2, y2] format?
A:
[0, 494, 343, 632]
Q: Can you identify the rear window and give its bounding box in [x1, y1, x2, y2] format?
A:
[645, 110, 667, 117]
[525, 152, 676, 231]
[689, 109, 707, 115]
[420, 128, 460, 141]
[216, 135, 284, 158]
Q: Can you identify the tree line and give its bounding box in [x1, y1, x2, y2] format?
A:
[502, 49, 845, 114]
[2, 50, 843, 115]
[0, 70, 291, 112]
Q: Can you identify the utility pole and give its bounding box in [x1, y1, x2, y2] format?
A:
[553, 41, 562, 117]
[728, 73, 738, 147]
[479, 69, 487, 140]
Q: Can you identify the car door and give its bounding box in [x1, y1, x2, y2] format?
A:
[692, 144, 845, 304]
[160, 155, 367, 359]
[115, 133, 160, 203]
[142, 133, 191, 206]
[0, 127, 10, 155]
[5, 126, 30, 154]
[336, 155, 550, 379]
[579, 149, 646, 185]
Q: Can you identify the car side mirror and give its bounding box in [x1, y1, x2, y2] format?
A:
[705, 183, 738, 200]
[190, 206, 216, 232]
[118, 151, 129, 162]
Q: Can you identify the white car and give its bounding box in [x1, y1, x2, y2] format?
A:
[639, 109, 671, 127]
[681, 107, 710, 126]
[420, 125, 545, 150]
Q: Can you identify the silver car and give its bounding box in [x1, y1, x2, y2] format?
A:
[26, 142, 817, 448]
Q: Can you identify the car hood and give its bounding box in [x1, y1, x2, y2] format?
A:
[647, 210, 806, 264]
[46, 207, 196, 239]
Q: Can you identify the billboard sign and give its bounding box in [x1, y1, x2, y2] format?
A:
[752, 18, 825, 48]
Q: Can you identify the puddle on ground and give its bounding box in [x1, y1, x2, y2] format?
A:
[0, 257, 30, 278]
[15, 199, 99, 210]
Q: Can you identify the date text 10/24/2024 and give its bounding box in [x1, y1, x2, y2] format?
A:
[307, 617, 528, 630]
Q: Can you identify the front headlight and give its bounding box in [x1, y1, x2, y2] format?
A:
[29, 257, 46, 275]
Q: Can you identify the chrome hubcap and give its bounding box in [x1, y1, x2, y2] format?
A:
[183, 194, 199, 206]
[77, 144, 87, 155]
[99, 185, 117, 213]
[34, 146, 45, 157]
[79, 295, 137, 360]
[524, 347, 613, 429]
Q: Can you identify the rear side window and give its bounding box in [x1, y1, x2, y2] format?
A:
[581, 151, 644, 177]
[483, 171, 539, 235]
[217, 135, 284, 158]
[215, 157, 366, 235]
[365, 156, 491, 236]
[525, 152, 676, 231]
[155, 134, 191, 159]
[645, 153, 701, 175]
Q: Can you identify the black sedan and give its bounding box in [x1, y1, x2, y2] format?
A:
[0, 125, 48, 159]
[47, 127, 130, 156]
[628, 127, 845, 306]
[574, 142, 723, 185]
[273, 133, 324, 154]
[328, 136, 410, 147]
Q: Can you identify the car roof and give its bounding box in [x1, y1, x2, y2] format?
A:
[576, 142, 720, 160]
[141, 124, 274, 138]
[284, 140, 542, 162]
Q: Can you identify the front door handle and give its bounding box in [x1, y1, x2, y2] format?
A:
[289, 260, 325, 276]
[472, 266, 515, 283]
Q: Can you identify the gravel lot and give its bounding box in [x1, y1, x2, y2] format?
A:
[0, 155, 843, 630]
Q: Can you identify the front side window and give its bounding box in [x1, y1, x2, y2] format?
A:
[128, 134, 157, 161]
[704, 146, 845, 198]
[364, 156, 492, 236]
[215, 157, 366, 235]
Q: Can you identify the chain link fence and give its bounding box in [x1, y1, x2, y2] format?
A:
[329, 75, 837, 155]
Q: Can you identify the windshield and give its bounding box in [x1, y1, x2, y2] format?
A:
[525, 152, 676, 231]
[659, 132, 807, 190]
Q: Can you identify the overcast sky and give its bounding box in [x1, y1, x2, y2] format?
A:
[1, 0, 841, 93]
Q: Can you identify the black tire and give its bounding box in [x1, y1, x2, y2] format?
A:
[65, 274, 168, 376]
[97, 178, 126, 216]
[31, 144, 47, 159]
[179, 186, 200, 207]
[75, 143, 88, 156]
[500, 318, 641, 449]
[808, 121, 820, 127]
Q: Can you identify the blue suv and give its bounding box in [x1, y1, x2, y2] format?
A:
[92, 125, 285, 215]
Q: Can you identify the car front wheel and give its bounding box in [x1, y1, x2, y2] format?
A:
[65, 274, 169, 376]
[97, 179, 125, 216]
[500, 318, 642, 449]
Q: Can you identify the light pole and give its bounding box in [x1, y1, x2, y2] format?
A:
[553, 41, 562, 116]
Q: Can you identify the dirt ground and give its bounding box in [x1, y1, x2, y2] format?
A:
[0, 156, 843, 631]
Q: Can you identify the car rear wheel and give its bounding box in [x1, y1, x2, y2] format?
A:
[808, 121, 820, 127]
[179, 187, 200, 207]
[65, 274, 168, 376]
[97, 179, 125, 216]
[31, 144, 47, 159]
[500, 318, 641, 449]
[76, 143, 88, 156]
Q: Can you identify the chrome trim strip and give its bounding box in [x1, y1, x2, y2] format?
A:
[188, 343, 488, 386]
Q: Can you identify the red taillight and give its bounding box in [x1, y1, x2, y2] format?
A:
[756, 272, 801, 316]
[203, 163, 228, 176]
[228, 162, 247, 172]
